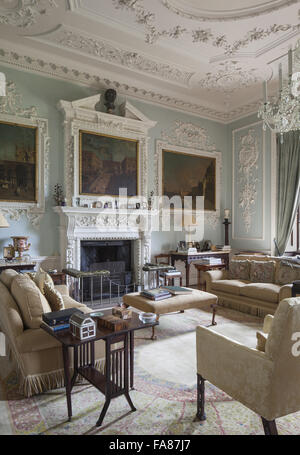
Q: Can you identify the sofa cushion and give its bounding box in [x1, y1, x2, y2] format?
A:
[275, 260, 300, 285]
[33, 268, 54, 295]
[11, 274, 52, 329]
[229, 260, 250, 281]
[240, 283, 280, 303]
[211, 279, 249, 295]
[0, 269, 19, 290]
[249, 260, 276, 283]
[44, 282, 65, 312]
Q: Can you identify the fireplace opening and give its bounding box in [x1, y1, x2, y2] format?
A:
[80, 240, 133, 301]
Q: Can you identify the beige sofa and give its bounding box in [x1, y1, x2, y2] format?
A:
[205, 255, 300, 317]
[0, 269, 105, 397]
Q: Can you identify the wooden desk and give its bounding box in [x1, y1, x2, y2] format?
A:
[170, 251, 230, 287]
[0, 261, 36, 273]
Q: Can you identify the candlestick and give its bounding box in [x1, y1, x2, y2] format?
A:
[279, 63, 283, 92]
[288, 48, 293, 78]
[263, 81, 267, 103]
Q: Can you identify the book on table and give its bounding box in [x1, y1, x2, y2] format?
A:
[160, 286, 193, 295]
[42, 321, 70, 332]
[141, 288, 172, 301]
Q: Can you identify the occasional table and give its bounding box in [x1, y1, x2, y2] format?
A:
[41, 309, 158, 427]
[170, 251, 230, 287]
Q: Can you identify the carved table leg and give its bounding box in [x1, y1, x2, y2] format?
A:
[196, 374, 206, 421]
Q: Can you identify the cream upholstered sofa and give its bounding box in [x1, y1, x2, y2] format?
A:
[0, 269, 105, 397]
[204, 255, 300, 317]
[196, 297, 300, 435]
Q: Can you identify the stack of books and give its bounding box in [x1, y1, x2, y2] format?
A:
[198, 257, 223, 265]
[161, 286, 192, 295]
[216, 245, 231, 251]
[164, 270, 181, 276]
[141, 288, 172, 301]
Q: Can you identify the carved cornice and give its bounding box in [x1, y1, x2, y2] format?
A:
[0, 46, 268, 123]
[0, 0, 58, 28]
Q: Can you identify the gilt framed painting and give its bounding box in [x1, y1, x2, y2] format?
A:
[79, 130, 139, 197]
[162, 148, 217, 211]
[0, 121, 38, 203]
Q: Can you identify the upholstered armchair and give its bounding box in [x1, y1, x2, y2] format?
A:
[196, 297, 300, 435]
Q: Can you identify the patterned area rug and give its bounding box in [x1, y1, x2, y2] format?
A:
[1, 305, 300, 435]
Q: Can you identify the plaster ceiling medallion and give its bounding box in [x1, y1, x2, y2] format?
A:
[161, 0, 297, 22]
[0, 0, 57, 28]
[195, 60, 272, 93]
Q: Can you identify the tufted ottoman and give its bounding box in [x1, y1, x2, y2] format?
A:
[123, 289, 218, 339]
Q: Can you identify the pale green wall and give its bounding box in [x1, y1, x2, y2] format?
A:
[0, 64, 231, 259]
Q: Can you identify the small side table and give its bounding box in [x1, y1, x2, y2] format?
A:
[164, 271, 183, 286]
[194, 262, 226, 291]
[48, 272, 66, 285]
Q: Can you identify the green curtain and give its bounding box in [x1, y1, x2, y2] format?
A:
[276, 130, 300, 255]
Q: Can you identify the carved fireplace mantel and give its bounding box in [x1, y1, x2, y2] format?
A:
[54, 206, 152, 286]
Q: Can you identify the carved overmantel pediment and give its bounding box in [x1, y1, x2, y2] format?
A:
[57, 94, 156, 206]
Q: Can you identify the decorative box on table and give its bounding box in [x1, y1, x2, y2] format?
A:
[112, 307, 132, 319]
[69, 313, 96, 340]
[97, 315, 128, 332]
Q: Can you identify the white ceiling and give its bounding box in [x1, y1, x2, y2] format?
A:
[0, 0, 299, 122]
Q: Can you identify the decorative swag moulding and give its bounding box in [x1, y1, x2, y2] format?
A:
[0, 80, 49, 227]
[57, 94, 156, 206]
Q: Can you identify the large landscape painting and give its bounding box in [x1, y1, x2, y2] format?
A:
[162, 149, 216, 210]
[0, 121, 37, 202]
[80, 131, 138, 197]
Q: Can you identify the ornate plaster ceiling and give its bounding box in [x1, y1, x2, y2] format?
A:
[0, 0, 299, 122]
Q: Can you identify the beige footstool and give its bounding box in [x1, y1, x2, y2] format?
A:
[123, 289, 218, 339]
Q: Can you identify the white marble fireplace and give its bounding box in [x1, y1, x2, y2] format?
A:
[54, 206, 151, 286]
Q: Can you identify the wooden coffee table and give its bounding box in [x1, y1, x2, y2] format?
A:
[41, 310, 158, 427]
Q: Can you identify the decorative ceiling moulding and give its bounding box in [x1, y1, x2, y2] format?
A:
[34, 25, 194, 87]
[0, 47, 237, 123]
[193, 60, 272, 94]
[0, 80, 49, 227]
[0, 0, 58, 28]
[161, 0, 298, 22]
[112, 0, 299, 54]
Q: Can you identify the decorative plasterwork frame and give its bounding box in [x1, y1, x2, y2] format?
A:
[232, 121, 265, 241]
[155, 121, 221, 229]
[57, 94, 156, 205]
[0, 80, 49, 227]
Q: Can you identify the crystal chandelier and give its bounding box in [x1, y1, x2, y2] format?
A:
[258, 39, 300, 143]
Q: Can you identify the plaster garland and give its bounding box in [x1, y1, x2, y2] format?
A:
[52, 27, 194, 87]
[0, 0, 58, 28]
[112, 0, 299, 54]
[237, 128, 260, 233]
